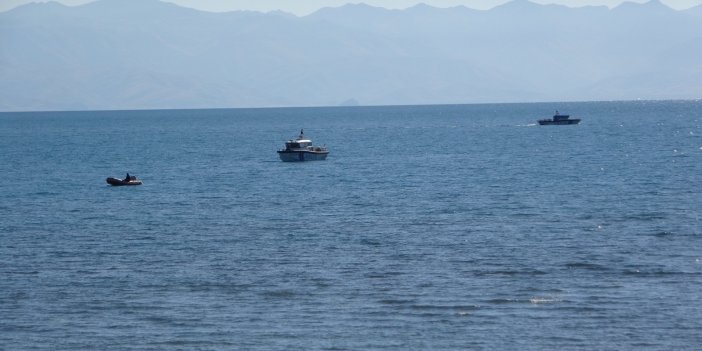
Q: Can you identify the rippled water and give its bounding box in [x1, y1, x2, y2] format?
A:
[1, 101, 701, 350]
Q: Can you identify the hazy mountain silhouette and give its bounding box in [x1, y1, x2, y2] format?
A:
[1, 0, 701, 111]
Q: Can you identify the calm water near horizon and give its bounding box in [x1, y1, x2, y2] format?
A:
[1, 100, 701, 350]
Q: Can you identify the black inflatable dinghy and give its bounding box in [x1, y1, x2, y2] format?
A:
[106, 176, 142, 186]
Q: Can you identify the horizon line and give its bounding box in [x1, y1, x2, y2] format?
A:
[3, 0, 702, 16]
[2, 98, 700, 115]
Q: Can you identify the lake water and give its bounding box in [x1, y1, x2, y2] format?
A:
[1, 101, 701, 350]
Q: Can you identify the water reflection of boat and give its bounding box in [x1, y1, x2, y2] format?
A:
[277, 130, 329, 162]
[538, 111, 581, 125]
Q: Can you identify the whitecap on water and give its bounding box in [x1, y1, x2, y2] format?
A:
[529, 297, 561, 304]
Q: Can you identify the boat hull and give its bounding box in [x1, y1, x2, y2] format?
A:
[538, 119, 580, 125]
[277, 150, 329, 162]
[106, 177, 143, 186]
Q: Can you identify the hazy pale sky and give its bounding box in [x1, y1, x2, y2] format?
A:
[3, 0, 702, 14]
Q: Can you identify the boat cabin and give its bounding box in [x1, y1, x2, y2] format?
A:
[284, 139, 312, 150]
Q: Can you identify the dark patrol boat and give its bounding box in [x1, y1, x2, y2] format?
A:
[277, 130, 329, 162]
[538, 111, 581, 125]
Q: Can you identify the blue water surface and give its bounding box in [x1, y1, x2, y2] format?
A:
[1, 101, 701, 350]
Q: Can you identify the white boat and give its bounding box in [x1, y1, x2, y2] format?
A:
[277, 130, 329, 162]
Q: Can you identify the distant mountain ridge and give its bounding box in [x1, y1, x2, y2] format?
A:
[1, 0, 701, 111]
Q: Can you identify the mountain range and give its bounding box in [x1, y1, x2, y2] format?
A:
[1, 0, 701, 111]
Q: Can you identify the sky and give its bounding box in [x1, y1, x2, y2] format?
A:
[2, 0, 702, 14]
